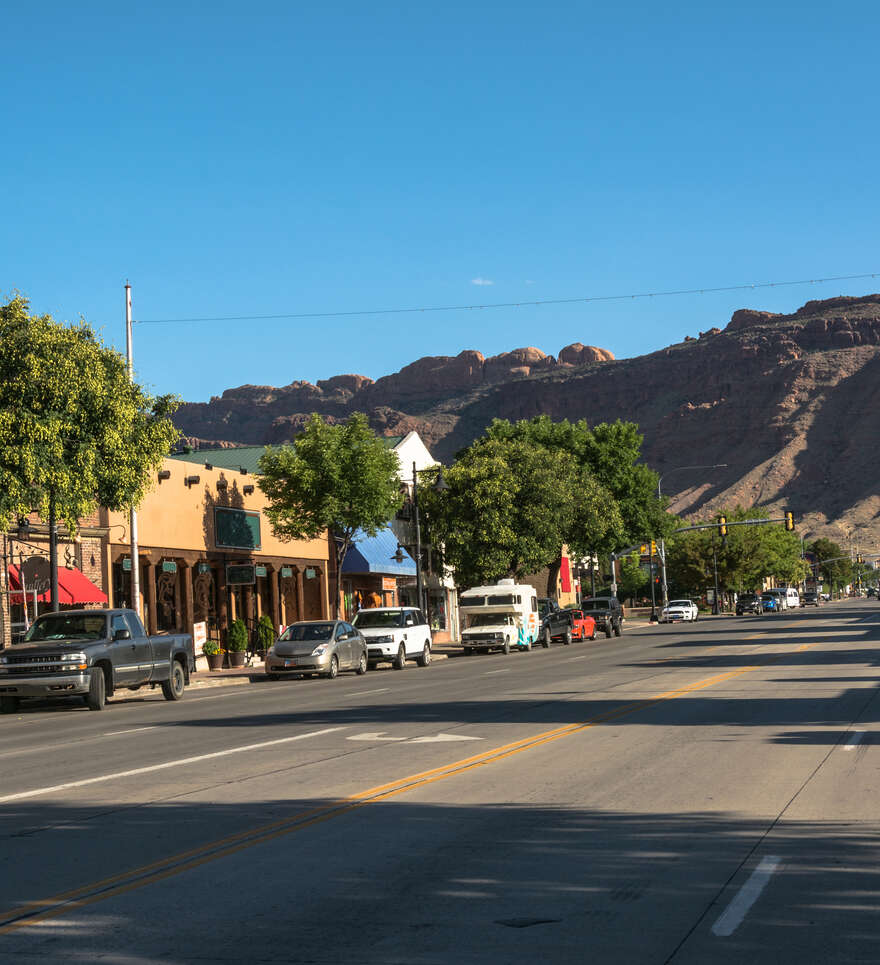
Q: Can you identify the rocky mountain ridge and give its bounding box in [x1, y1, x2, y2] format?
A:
[174, 295, 880, 546]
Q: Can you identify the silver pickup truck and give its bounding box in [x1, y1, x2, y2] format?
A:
[0, 608, 195, 713]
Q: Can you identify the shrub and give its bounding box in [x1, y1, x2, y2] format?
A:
[257, 615, 275, 652]
[227, 619, 248, 652]
[203, 639, 222, 656]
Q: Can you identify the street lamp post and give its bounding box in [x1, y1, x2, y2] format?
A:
[657, 463, 728, 608]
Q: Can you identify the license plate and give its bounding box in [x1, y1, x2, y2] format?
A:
[284, 659, 297, 667]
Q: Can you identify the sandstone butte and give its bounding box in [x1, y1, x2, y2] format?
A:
[173, 294, 880, 547]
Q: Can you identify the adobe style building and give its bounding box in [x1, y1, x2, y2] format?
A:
[103, 451, 333, 645]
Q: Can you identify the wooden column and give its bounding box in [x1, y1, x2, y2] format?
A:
[319, 568, 328, 619]
[217, 565, 228, 643]
[181, 563, 194, 637]
[244, 585, 253, 629]
[172, 565, 183, 632]
[144, 561, 158, 635]
[296, 568, 305, 623]
[270, 568, 280, 632]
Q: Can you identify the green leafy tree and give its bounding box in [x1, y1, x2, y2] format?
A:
[258, 413, 403, 617]
[418, 437, 584, 588]
[485, 415, 673, 550]
[617, 552, 649, 601]
[666, 507, 808, 596]
[810, 537, 852, 593]
[0, 296, 179, 534]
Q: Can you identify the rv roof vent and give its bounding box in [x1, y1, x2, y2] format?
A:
[498, 578, 515, 586]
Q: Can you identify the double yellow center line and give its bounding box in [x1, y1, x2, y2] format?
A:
[0, 642, 814, 935]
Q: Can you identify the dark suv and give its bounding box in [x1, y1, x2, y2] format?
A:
[580, 597, 622, 638]
[736, 593, 763, 616]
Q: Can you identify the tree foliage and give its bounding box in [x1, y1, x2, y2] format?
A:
[258, 413, 403, 616]
[0, 296, 179, 533]
[666, 507, 808, 595]
[809, 537, 853, 590]
[418, 437, 584, 587]
[485, 415, 672, 550]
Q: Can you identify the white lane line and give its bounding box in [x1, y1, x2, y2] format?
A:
[345, 688, 391, 698]
[711, 856, 781, 937]
[844, 731, 866, 751]
[104, 726, 159, 737]
[483, 669, 511, 675]
[0, 727, 344, 804]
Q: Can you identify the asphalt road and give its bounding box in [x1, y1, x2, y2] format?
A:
[1, 600, 879, 964]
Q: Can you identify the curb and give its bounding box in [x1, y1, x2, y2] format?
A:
[188, 652, 450, 690]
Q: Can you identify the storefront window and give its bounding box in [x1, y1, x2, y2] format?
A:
[428, 589, 447, 631]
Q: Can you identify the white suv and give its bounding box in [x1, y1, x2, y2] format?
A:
[352, 607, 433, 669]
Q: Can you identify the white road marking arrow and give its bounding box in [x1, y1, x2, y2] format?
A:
[347, 732, 408, 742]
[410, 733, 484, 743]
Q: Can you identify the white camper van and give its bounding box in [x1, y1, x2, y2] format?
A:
[459, 579, 540, 654]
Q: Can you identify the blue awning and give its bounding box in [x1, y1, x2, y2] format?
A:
[341, 526, 416, 576]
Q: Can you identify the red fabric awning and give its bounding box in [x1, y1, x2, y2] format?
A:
[560, 556, 572, 593]
[9, 564, 108, 606]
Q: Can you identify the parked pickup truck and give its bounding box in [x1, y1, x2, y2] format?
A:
[580, 597, 623, 639]
[0, 608, 195, 713]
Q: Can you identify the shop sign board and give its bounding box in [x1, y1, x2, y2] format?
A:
[21, 556, 51, 595]
[226, 564, 256, 585]
[193, 621, 207, 648]
[281, 566, 293, 578]
[215, 507, 261, 550]
[305, 568, 316, 579]
[161, 561, 178, 573]
[382, 576, 396, 592]
[254, 565, 268, 578]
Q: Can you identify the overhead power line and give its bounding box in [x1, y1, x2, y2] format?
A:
[134, 271, 879, 325]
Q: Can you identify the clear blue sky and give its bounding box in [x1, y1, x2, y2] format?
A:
[3, 1, 879, 402]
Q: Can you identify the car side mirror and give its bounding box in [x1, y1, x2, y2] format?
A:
[114, 628, 131, 641]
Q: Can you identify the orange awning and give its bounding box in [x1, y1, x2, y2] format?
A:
[9, 564, 108, 606]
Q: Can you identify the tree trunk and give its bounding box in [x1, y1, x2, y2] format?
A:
[333, 536, 352, 619]
[546, 558, 561, 598]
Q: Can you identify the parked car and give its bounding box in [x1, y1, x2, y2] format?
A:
[580, 597, 623, 638]
[761, 592, 781, 613]
[660, 599, 699, 623]
[569, 609, 598, 641]
[265, 620, 368, 679]
[802, 590, 820, 606]
[352, 607, 433, 668]
[736, 593, 763, 616]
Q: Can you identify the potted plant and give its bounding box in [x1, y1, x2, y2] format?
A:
[227, 619, 249, 667]
[256, 614, 275, 659]
[203, 638, 224, 671]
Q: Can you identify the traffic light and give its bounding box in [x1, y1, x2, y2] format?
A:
[650, 540, 657, 556]
[857, 554, 864, 565]
[718, 515, 728, 537]
[639, 544, 648, 556]
[784, 512, 794, 531]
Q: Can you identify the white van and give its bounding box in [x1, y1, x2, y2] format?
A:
[783, 586, 800, 608]
[459, 579, 540, 654]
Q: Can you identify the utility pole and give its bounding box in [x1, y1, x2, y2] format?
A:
[125, 283, 141, 619]
[49, 491, 59, 611]
[412, 462, 424, 615]
[712, 543, 720, 615]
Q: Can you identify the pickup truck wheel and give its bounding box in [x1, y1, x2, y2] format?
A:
[590, 629, 596, 641]
[394, 644, 407, 670]
[417, 642, 431, 667]
[161, 661, 186, 701]
[0, 696, 19, 714]
[356, 652, 368, 675]
[563, 629, 572, 646]
[463, 647, 473, 655]
[86, 668, 106, 711]
[604, 624, 613, 639]
[327, 655, 339, 679]
[502, 637, 510, 655]
[542, 627, 551, 649]
[614, 622, 622, 637]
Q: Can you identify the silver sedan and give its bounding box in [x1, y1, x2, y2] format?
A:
[265, 620, 368, 680]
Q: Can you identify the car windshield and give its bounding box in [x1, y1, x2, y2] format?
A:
[353, 610, 405, 629]
[761, 593, 775, 600]
[467, 613, 513, 627]
[280, 623, 335, 642]
[669, 600, 691, 607]
[583, 599, 609, 609]
[23, 614, 106, 642]
[740, 594, 757, 601]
